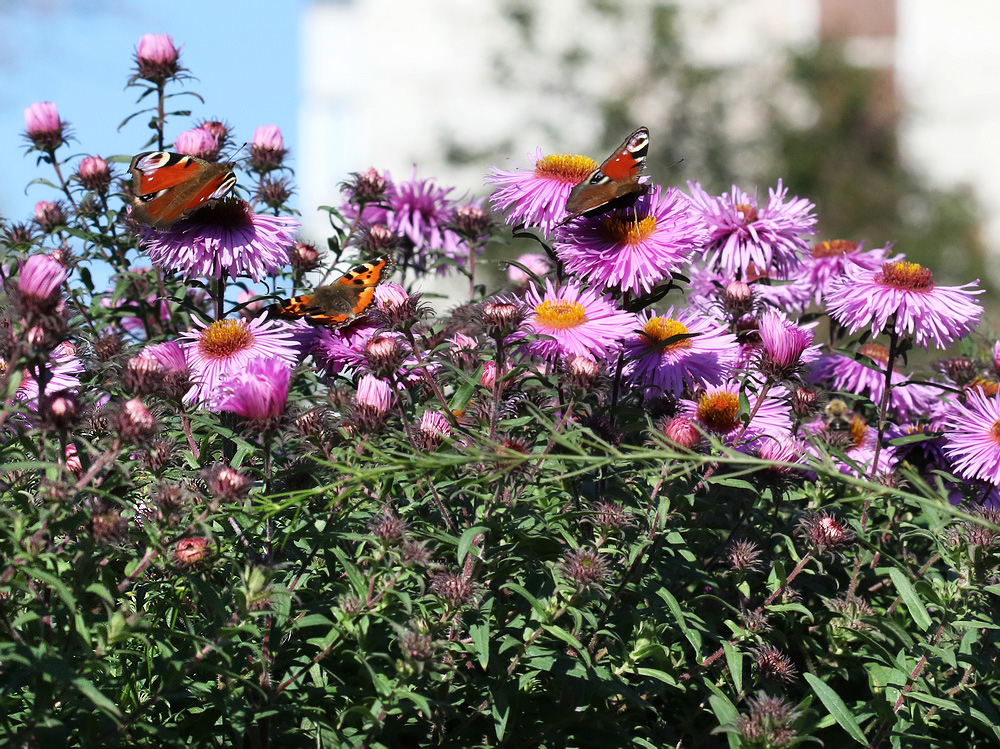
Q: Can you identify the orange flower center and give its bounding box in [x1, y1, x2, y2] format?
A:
[535, 299, 587, 329]
[848, 417, 868, 448]
[696, 390, 740, 433]
[811, 239, 857, 258]
[641, 317, 692, 351]
[859, 343, 890, 366]
[969, 377, 1000, 398]
[878, 261, 933, 291]
[534, 154, 599, 184]
[198, 319, 254, 359]
[599, 214, 658, 245]
[735, 203, 758, 224]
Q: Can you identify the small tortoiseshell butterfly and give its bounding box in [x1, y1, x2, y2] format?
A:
[561, 127, 650, 225]
[267, 256, 394, 328]
[128, 151, 238, 228]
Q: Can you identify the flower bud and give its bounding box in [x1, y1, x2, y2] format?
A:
[134, 33, 181, 83]
[255, 175, 294, 208]
[203, 463, 253, 501]
[174, 536, 211, 567]
[123, 354, 166, 396]
[77, 156, 112, 193]
[115, 398, 157, 443]
[24, 101, 67, 151]
[661, 415, 701, 449]
[417, 410, 451, 450]
[345, 167, 388, 204]
[40, 390, 79, 431]
[174, 127, 219, 161]
[249, 124, 287, 171]
[479, 300, 526, 341]
[564, 355, 600, 391]
[430, 571, 476, 609]
[359, 223, 399, 254]
[289, 241, 321, 273]
[451, 203, 492, 242]
[33, 201, 66, 233]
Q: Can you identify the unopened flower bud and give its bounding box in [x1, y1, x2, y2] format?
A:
[723, 280, 753, 318]
[289, 241, 321, 273]
[565, 355, 600, 391]
[115, 397, 156, 442]
[790, 386, 818, 418]
[134, 33, 181, 83]
[255, 175, 294, 208]
[33, 200, 66, 233]
[249, 124, 287, 171]
[417, 410, 451, 450]
[430, 571, 476, 609]
[77, 156, 112, 193]
[661, 415, 701, 449]
[345, 168, 388, 204]
[123, 354, 166, 396]
[451, 203, 492, 241]
[41, 390, 79, 431]
[24, 101, 68, 152]
[203, 463, 253, 501]
[174, 536, 211, 567]
[360, 223, 399, 254]
[479, 300, 526, 341]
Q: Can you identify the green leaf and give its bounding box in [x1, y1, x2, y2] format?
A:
[469, 621, 490, 669]
[73, 677, 122, 721]
[887, 568, 932, 631]
[804, 672, 867, 745]
[457, 525, 488, 565]
[722, 641, 743, 693]
[656, 589, 702, 657]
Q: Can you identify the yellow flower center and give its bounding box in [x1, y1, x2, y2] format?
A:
[599, 214, 658, 245]
[696, 390, 740, 433]
[535, 299, 587, 329]
[641, 317, 692, 351]
[198, 319, 254, 359]
[811, 239, 857, 258]
[878, 261, 933, 291]
[534, 154, 599, 185]
[735, 203, 758, 224]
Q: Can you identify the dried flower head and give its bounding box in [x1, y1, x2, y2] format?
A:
[752, 644, 798, 684]
[430, 572, 477, 610]
[369, 508, 407, 546]
[736, 693, 801, 747]
[797, 510, 854, 553]
[203, 463, 253, 501]
[726, 539, 765, 573]
[559, 548, 612, 592]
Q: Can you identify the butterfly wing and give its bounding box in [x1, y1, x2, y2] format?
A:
[128, 151, 237, 228]
[268, 256, 394, 328]
[563, 127, 650, 221]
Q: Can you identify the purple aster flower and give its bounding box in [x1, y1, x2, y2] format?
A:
[802, 239, 891, 305]
[623, 307, 737, 395]
[140, 340, 187, 374]
[13, 341, 83, 404]
[942, 388, 1000, 484]
[355, 374, 393, 417]
[553, 185, 708, 295]
[809, 343, 940, 421]
[518, 280, 637, 362]
[136, 198, 298, 282]
[801, 415, 897, 478]
[486, 149, 599, 235]
[826, 260, 983, 350]
[683, 381, 792, 445]
[310, 321, 380, 378]
[756, 309, 815, 380]
[344, 168, 464, 274]
[216, 358, 292, 422]
[23, 101, 69, 152]
[687, 180, 816, 276]
[179, 314, 299, 405]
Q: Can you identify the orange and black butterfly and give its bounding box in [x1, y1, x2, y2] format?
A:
[267, 255, 393, 328]
[561, 127, 650, 224]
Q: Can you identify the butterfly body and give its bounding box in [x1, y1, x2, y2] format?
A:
[562, 127, 650, 224]
[128, 151, 237, 228]
[268, 256, 393, 328]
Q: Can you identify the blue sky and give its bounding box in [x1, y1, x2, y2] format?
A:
[0, 0, 305, 222]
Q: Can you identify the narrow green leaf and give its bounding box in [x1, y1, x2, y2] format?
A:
[73, 677, 122, 721]
[887, 568, 932, 631]
[656, 589, 702, 657]
[469, 621, 490, 669]
[722, 641, 743, 693]
[457, 525, 488, 565]
[804, 672, 867, 745]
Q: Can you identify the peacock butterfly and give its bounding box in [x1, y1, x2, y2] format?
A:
[128, 151, 238, 228]
[561, 127, 650, 224]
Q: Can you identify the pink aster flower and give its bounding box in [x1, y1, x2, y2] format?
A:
[134, 33, 180, 83]
[486, 149, 599, 235]
[826, 260, 983, 350]
[216, 358, 292, 421]
[756, 310, 816, 380]
[23, 101, 68, 151]
[941, 389, 1000, 484]
[355, 374, 393, 417]
[249, 124, 287, 171]
[137, 198, 297, 282]
[683, 381, 792, 445]
[17, 254, 67, 308]
[174, 127, 219, 160]
[687, 180, 816, 276]
[179, 315, 299, 405]
[310, 321, 380, 378]
[140, 340, 187, 374]
[508, 252, 553, 285]
[519, 280, 637, 362]
[802, 240, 891, 305]
[623, 307, 737, 395]
[809, 343, 940, 421]
[554, 185, 708, 295]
